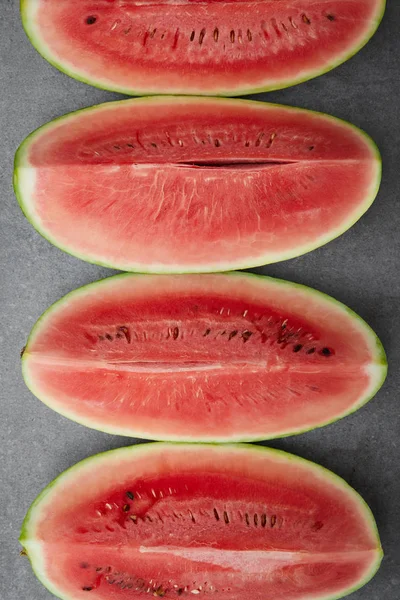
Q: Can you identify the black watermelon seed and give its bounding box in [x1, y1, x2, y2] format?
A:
[242, 330, 253, 342]
[126, 491, 134, 500]
[118, 326, 131, 344]
[261, 514, 267, 528]
[293, 344, 303, 352]
[86, 16, 97, 25]
[320, 347, 333, 356]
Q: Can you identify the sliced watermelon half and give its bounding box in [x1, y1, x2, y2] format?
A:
[20, 0, 386, 95]
[20, 443, 383, 600]
[14, 97, 381, 273]
[21, 272, 387, 442]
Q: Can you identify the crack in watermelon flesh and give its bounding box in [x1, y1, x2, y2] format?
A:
[20, 444, 383, 600]
[21, 0, 385, 94]
[22, 273, 386, 441]
[14, 97, 381, 273]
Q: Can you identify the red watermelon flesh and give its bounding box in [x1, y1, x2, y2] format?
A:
[21, 0, 385, 95]
[21, 273, 387, 441]
[14, 97, 381, 273]
[20, 444, 382, 600]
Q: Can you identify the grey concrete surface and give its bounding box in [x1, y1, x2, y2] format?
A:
[1, 2, 399, 599]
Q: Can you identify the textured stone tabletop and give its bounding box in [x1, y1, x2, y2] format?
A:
[0, 2, 399, 599]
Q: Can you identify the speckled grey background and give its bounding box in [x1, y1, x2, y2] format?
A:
[1, 2, 399, 599]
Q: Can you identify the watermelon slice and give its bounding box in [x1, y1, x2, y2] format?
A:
[21, 272, 387, 442]
[14, 97, 381, 273]
[20, 0, 385, 95]
[20, 443, 383, 600]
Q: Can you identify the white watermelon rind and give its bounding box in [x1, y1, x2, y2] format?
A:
[20, 0, 386, 96]
[14, 96, 382, 274]
[21, 271, 387, 442]
[19, 443, 383, 600]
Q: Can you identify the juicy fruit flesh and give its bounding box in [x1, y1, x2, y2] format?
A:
[24, 0, 385, 94]
[22, 273, 386, 441]
[22, 444, 382, 600]
[16, 98, 381, 272]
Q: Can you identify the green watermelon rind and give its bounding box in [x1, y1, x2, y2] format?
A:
[21, 271, 387, 442]
[20, 0, 386, 96]
[19, 443, 383, 600]
[14, 96, 382, 274]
